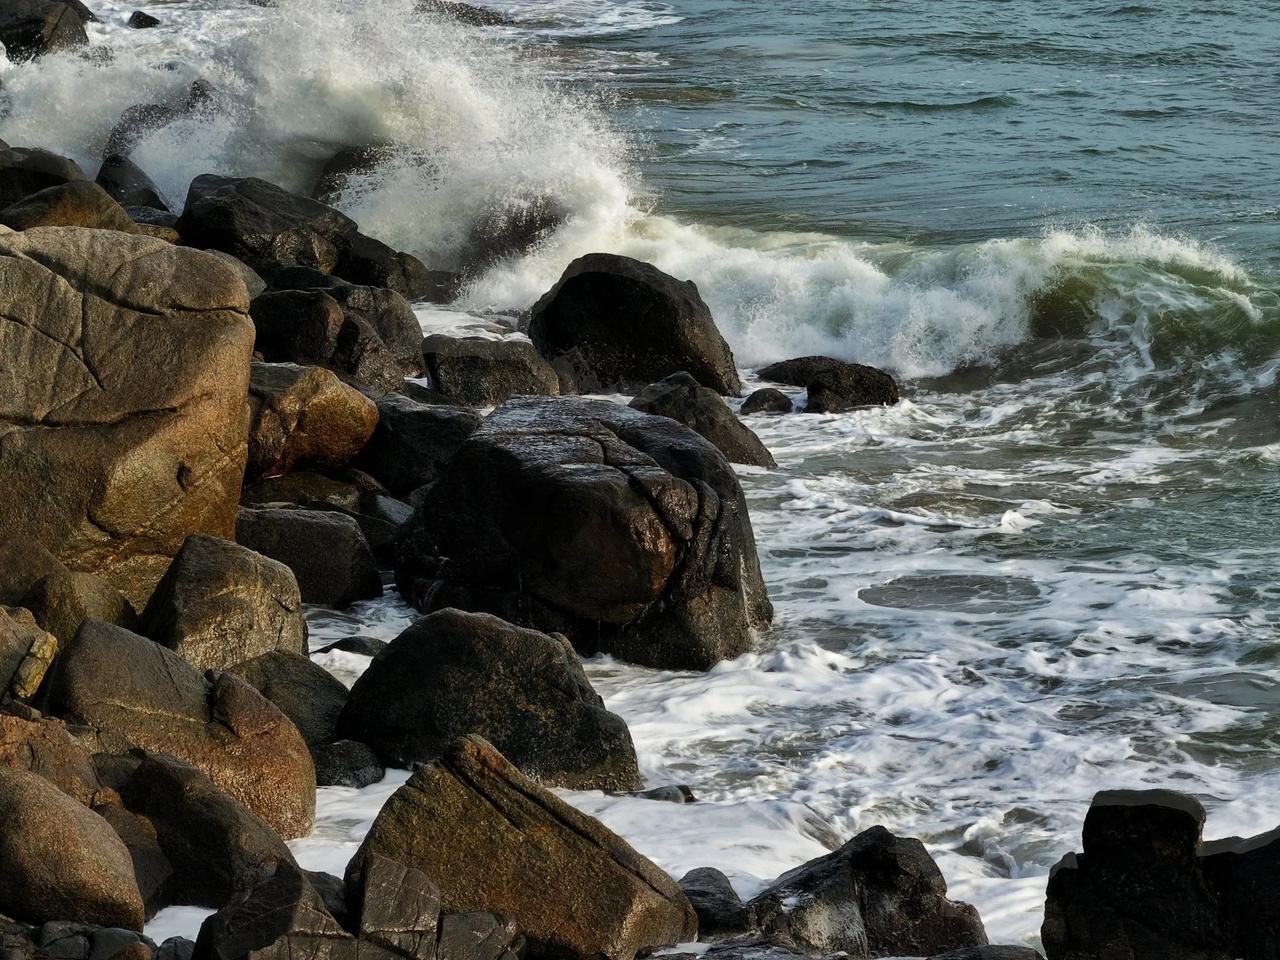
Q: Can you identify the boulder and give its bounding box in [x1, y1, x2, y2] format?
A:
[437, 913, 522, 960]
[312, 739, 384, 789]
[246, 363, 379, 480]
[310, 144, 392, 204]
[0, 536, 65, 604]
[207, 251, 266, 298]
[0, 608, 59, 701]
[747, 825, 987, 958]
[458, 197, 563, 275]
[334, 233, 454, 302]
[678, 868, 755, 939]
[345, 852, 440, 959]
[42, 619, 315, 839]
[105, 80, 216, 158]
[395, 396, 772, 671]
[630, 372, 774, 468]
[0, 227, 254, 607]
[176, 174, 358, 276]
[757, 356, 898, 413]
[339, 608, 641, 790]
[1203, 827, 1280, 960]
[325, 284, 424, 376]
[345, 735, 698, 960]
[739, 388, 792, 415]
[0, 147, 86, 206]
[0, 767, 145, 930]
[419, 335, 559, 407]
[235, 507, 382, 608]
[0, 180, 139, 233]
[95, 155, 168, 212]
[529, 254, 741, 395]
[357, 394, 481, 496]
[139, 535, 306, 670]
[229, 650, 349, 748]
[0, 0, 89, 61]
[20, 568, 139, 645]
[94, 750, 297, 913]
[0, 707, 102, 803]
[250, 288, 406, 394]
[126, 10, 159, 28]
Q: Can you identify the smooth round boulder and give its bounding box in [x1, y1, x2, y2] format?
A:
[757, 356, 899, 413]
[0, 0, 89, 61]
[0, 181, 139, 233]
[339, 608, 641, 790]
[630, 372, 775, 468]
[229, 650, 350, 747]
[740, 388, 793, 415]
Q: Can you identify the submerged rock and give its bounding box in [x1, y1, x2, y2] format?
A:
[758, 356, 898, 412]
[395, 395, 772, 671]
[106, 79, 216, 158]
[630, 372, 775, 467]
[529, 253, 742, 395]
[740, 387, 793, 415]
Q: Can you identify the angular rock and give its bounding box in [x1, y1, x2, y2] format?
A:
[326, 284, 424, 376]
[630, 372, 774, 468]
[105, 80, 216, 159]
[0, 146, 86, 205]
[176, 174, 358, 276]
[0, 608, 59, 701]
[0, 707, 102, 803]
[529, 253, 741, 395]
[748, 825, 987, 958]
[0, 181, 139, 233]
[235, 508, 382, 608]
[0, 0, 89, 61]
[419, 335, 559, 407]
[395, 396, 772, 671]
[356, 395, 481, 496]
[1203, 826, 1280, 960]
[678, 868, 754, 939]
[739, 388, 792, 416]
[334, 233, 453, 302]
[346, 853, 440, 959]
[346, 735, 697, 960]
[0, 227, 254, 606]
[21, 569, 138, 645]
[0, 767, 145, 930]
[229, 651, 349, 748]
[437, 914, 522, 960]
[95, 155, 168, 212]
[312, 739, 384, 789]
[757, 356, 899, 413]
[126, 10, 159, 28]
[139, 535, 306, 670]
[0, 536, 66, 604]
[43, 620, 315, 839]
[339, 608, 641, 790]
[247, 363, 379, 480]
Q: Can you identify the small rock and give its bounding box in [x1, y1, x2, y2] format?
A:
[312, 739, 384, 788]
[630, 372, 775, 467]
[419, 334, 559, 407]
[21, 569, 138, 645]
[229, 650, 350, 747]
[678, 867, 755, 938]
[126, 11, 159, 28]
[95, 155, 167, 213]
[740, 388, 792, 415]
[346, 852, 440, 959]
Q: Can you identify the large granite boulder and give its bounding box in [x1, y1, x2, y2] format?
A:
[419, 335, 559, 407]
[0, 767, 144, 930]
[345, 735, 698, 960]
[42, 619, 315, 839]
[235, 507, 382, 608]
[139, 535, 306, 670]
[0, 0, 90, 60]
[176, 175, 358, 276]
[338, 608, 641, 790]
[529, 254, 741, 395]
[246, 363, 379, 480]
[630, 372, 774, 468]
[0, 181, 139, 233]
[0, 226, 254, 606]
[395, 396, 772, 671]
[747, 826, 987, 959]
[357, 394, 481, 496]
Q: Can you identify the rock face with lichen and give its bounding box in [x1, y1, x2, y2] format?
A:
[0, 226, 254, 606]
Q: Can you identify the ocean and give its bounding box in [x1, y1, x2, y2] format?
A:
[5, 0, 1278, 951]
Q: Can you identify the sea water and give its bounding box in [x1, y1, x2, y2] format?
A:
[5, 0, 1278, 951]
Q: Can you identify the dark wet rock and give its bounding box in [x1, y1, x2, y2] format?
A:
[0, 767, 145, 929]
[0, 608, 58, 701]
[176, 174, 358, 276]
[0, 180, 139, 232]
[325, 284, 424, 376]
[1042, 789, 1228, 960]
[757, 356, 898, 413]
[229, 651, 349, 748]
[334, 233, 454, 302]
[21, 568, 139, 645]
[105, 80, 216, 159]
[416, 0, 515, 26]
[94, 750, 297, 913]
[1203, 826, 1280, 960]
[346, 735, 697, 960]
[139, 535, 305, 671]
[206, 251, 266, 298]
[235, 507, 382, 608]
[246, 363, 379, 481]
[929, 949, 1045, 960]
[629, 784, 697, 803]
[242, 473, 362, 514]
[310, 144, 392, 204]
[0, 0, 90, 61]
[630, 372, 774, 468]
[419, 335, 559, 406]
[748, 825, 987, 958]
[0, 146, 86, 205]
[263, 264, 345, 292]
[155, 938, 196, 960]
[0, 228, 253, 607]
[436, 913, 522, 960]
[458, 197, 563, 275]
[346, 852, 440, 959]
[127, 10, 159, 28]
[0, 707, 102, 803]
[678, 868, 754, 939]
[250, 288, 406, 394]
[316, 636, 389, 658]
[740, 388, 793, 415]
[395, 396, 772, 671]
[312, 739, 384, 789]
[339, 608, 641, 790]
[304, 871, 351, 931]
[530, 253, 741, 395]
[356, 394, 481, 496]
[43, 620, 315, 839]
[0, 537, 66, 605]
[95, 155, 167, 212]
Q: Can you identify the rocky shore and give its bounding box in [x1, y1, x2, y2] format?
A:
[0, 6, 1274, 959]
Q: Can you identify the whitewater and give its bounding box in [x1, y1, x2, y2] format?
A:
[4, 0, 1278, 952]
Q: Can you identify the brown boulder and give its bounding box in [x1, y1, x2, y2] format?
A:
[0, 707, 102, 804]
[0, 226, 255, 606]
[346, 735, 697, 960]
[0, 181, 139, 233]
[20, 568, 138, 645]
